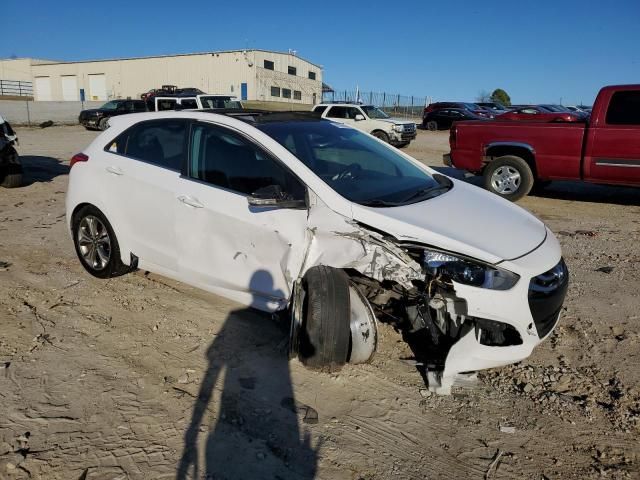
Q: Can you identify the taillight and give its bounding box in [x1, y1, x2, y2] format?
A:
[70, 153, 89, 168]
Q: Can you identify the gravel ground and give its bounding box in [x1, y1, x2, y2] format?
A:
[0, 125, 639, 479]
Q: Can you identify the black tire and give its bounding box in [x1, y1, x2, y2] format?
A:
[0, 161, 22, 188]
[298, 266, 351, 370]
[72, 205, 129, 279]
[372, 130, 390, 143]
[98, 118, 109, 131]
[483, 155, 534, 201]
[426, 121, 438, 131]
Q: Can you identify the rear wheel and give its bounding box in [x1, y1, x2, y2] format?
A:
[372, 130, 390, 143]
[98, 118, 109, 131]
[72, 205, 129, 278]
[297, 266, 351, 370]
[426, 120, 438, 131]
[483, 155, 534, 201]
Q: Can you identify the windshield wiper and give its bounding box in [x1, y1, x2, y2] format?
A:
[402, 174, 453, 203]
[359, 199, 401, 207]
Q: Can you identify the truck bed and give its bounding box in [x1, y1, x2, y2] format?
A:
[451, 120, 587, 180]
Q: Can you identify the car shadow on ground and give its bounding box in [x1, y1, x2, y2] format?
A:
[19, 155, 69, 186]
[177, 271, 319, 480]
[432, 166, 640, 206]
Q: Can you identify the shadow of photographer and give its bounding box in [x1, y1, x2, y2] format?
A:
[177, 270, 319, 480]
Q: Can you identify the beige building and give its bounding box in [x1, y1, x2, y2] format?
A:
[0, 50, 323, 104]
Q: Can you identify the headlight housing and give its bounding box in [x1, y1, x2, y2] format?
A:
[423, 249, 519, 290]
[393, 124, 404, 132]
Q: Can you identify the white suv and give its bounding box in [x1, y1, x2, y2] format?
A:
[66, 110, 567, 393]
[312, 103, 417, 148]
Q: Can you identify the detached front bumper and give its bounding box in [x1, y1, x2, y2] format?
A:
[431, 229, 568, 393]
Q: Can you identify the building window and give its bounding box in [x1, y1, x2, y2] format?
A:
[288, 66, 297, 76]
[308, 71, 316, 80]
[282, 88, 291, 99]
[270, 86, 280, 97]
[264, 60, 274, 70]
[294, 90, 302, 100]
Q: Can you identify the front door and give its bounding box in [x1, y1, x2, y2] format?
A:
[585, 89, 640, 184]
[175, 121, 308, 311]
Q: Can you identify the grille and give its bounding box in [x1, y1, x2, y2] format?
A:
[528, 258, 569, 338]
[403, 124, 416, 132]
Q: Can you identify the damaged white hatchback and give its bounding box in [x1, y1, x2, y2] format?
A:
[66, 110, 568, 393]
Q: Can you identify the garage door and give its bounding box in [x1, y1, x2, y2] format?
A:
[34, 77, 52, 101]
[61, 76, 78, 101]
[88, 74, 107, 101]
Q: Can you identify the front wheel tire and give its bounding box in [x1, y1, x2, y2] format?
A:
[72, 205, 129, 278]
[372, 131, 390, 143]
[298, 266, 351, 370]
[483, 155, 534, 201]
[0, 161, 23, 188]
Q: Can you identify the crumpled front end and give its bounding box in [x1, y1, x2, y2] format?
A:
[297, 193, 567, 394]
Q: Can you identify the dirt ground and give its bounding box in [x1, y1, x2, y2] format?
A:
[0, 125, 639, 480]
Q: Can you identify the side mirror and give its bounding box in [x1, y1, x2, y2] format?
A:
[247, 184, 306, 209]
[354, 114, 365, 121]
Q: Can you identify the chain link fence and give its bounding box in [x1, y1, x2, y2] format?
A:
[322, 90, 432, 120]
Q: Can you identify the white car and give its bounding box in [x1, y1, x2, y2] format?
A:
[66, 110, 568, 393]
[312, 103, 417, 148]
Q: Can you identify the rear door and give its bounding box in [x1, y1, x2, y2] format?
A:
[585, 89, 640, 184]
[102, 119, 189, 273]
[174, 121, 308, 310]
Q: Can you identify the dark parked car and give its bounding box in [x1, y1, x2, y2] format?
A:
[422, 108, 487, 130]
[476, 102, 508, 114]
[79, 99, 148, 131]
[424, 102, 494, 119]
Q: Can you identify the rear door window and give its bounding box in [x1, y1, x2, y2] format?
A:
[326, 106, 348, 119]
[180, 98, 198, 109]
[105, 119, 189, 171]
[606, 91, 640, 125]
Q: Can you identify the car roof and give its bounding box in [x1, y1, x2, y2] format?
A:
[107, 110, 324, 130]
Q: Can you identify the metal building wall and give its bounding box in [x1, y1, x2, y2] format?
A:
[23, 50, 322, 103]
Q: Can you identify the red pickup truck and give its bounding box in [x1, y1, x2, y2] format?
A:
[445, 85, 640, 200]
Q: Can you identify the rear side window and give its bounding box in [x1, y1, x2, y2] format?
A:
[180, 98, 198, 109]
[312, 105, 328, 115]
[105, 119, 188, 171]
[188, 122, 305, 199]
[606, 91, 640, 125]
[327, 106, 347, 118]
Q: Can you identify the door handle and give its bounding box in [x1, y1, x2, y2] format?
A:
[177, 195, 204, 208]
[106, 166, 123, 176]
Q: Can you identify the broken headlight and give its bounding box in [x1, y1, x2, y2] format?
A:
[423, 250, 519, 290]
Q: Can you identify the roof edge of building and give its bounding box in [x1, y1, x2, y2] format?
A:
[24, 49, 323, 70]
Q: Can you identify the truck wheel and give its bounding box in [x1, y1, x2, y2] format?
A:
[298, 266, 351, 370]
[98, 118, 110, 131]
[72, 205, 129, 279]
[372, 131, 390, 143]
[483, 155, 534, 201]
[426, 121, 438, 131]
[0, 149, 22, 188]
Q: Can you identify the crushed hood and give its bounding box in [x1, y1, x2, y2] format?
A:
[350, 180, 547, 264]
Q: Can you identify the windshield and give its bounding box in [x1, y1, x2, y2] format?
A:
[100, 101, 121, 110]
[361, 106, 390, 119]
[199, 96, 242, 109]
[257, 121, 450, 206]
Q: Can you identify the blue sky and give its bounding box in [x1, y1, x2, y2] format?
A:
[1, 0, 638, 105]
